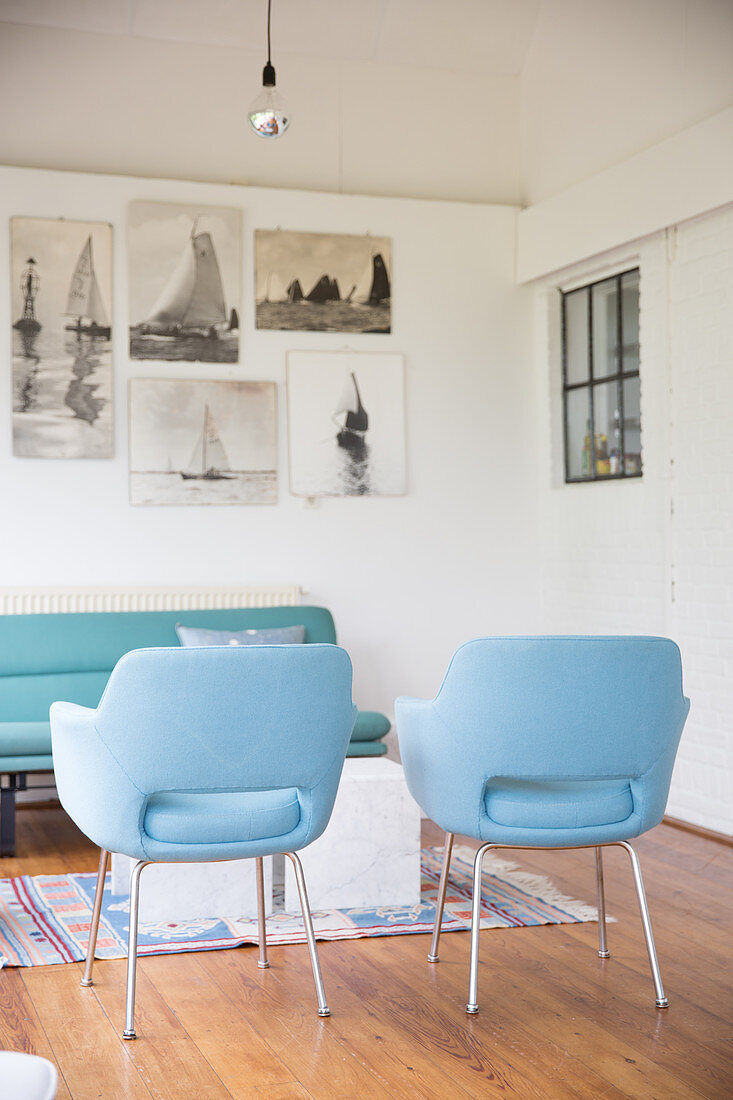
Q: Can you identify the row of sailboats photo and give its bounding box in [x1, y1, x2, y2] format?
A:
[260, 252, 390, 305]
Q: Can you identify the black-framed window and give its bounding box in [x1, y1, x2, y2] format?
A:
[562, 268, 641, 483]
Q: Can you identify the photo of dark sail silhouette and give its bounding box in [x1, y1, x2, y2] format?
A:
[129, 202, 240, 363]
[256, 230, 391, 333]
[287, 351, 405, 497]
[11, 217, 113, 458]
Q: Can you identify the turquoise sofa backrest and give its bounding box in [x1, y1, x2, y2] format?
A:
[0, 606, 337, 721]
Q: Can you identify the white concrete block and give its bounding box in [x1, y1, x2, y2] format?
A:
[110, 854, 273, 923]
[285, 758, 422, 911]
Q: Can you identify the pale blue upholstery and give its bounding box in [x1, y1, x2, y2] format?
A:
[51, 644, 356, 863]
[396, 636, 689, 849]
[50, 643, 357, 1037]
[396, 636, 690, 1015]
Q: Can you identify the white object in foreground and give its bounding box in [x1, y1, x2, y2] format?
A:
[110, 854, 273, 923]
[0, 1051, 57, 1100]
[285, 757, 422, 911]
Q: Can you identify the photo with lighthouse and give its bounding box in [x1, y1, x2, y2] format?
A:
[256, 229, 391, 333]
[128, 201, 241, 363]
[11, 216, 113, 458]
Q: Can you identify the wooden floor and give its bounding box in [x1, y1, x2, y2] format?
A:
[0, 808, 731, 1099]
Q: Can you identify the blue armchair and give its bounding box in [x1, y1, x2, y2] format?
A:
[50, 644, 357, 1039]
[396, 636, 689, 1015]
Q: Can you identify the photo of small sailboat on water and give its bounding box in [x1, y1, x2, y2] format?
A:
[129, 379, 276, 506]
[256, 229, 391, 333]
[129, 201, 240, 363]
[287, 351, 405, 497]
[11, 216, 113, 459]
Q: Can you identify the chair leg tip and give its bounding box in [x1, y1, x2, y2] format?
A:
[427, 953, 440, 963]
[465, 1003, 479, 1015]
[80, 978, 94, 987]
[257, 961, 270, 969]
[655, 998, 669, 1009]
[598, 950, 610, 959]
[122, 1030, 137, 1040]
[317, 1007, 331, 1017]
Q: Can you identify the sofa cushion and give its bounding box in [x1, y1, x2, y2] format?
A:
[0, 721, 52, 757]
[176, 623, 306, 647]
[144, 787, 301, 845]
[346, 740, 388, 757]
[350, 711, 391, 742]
[484, 778, 634, 830]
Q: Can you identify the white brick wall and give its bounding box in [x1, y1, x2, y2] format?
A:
[666, 207, 733, 834]
[534, 205, 733, 835]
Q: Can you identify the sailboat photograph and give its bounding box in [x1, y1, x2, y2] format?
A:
[181, 404, 234, 481]
[129, 379, 277, 506]
[11, 216, 113, 459]
[287, 351, 406, 498]
[128, 201, 241, 363]
[65, 236, 111, 339]
[255, 229, 392, 333]
[333, 371, 369, 452]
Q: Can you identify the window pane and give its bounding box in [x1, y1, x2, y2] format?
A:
[566, 387, 591, 479]
[564, 287, 589, 385]
[623, 376, 642, 475]
[621, 269, 639, 374]
[592, 381, 621, 476]
[592, 277, 619, 379]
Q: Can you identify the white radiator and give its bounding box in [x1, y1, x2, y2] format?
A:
[0, 584, 303, 616]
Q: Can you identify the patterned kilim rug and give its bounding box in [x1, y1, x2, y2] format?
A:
[0, 845, 599, 968]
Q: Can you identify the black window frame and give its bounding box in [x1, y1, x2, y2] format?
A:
[561, 268, 642, 484]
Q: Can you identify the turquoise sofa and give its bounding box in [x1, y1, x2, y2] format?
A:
[0, 605, 390, 855]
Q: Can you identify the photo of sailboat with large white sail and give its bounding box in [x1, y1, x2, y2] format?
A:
[256, 229, 391, 333]
[129, 379, 276, 506]
[129, 202, 240, 363]
[11, 217, 113, 459]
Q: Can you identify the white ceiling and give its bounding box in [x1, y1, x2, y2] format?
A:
[0, 0, 732, 205]
[0, 0, 541, 71]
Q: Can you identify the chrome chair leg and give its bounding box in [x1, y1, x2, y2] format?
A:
[466, 842, 494, 1015]
[595, 847, 610, 958]
[256, 856, 269, 969]
[428, 832, 454, 963]
[616, 841, 668, 1007]
[286, 852, 329, 1017]
[123, 859, 150, 1039]
[81, 848, 109, 987]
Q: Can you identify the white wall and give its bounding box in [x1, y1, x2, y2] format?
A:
[532, 205, 733, 835]
[0, 165, 540, 718]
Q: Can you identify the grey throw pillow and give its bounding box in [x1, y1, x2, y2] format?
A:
[175, 623, 306, 647]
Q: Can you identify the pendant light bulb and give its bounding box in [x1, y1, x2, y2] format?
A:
[248, 1, 290, 138]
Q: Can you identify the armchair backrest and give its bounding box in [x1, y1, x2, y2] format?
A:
[396, 636, 690, 840]
[433, 636, 688, 779]
[91, 644, 355, 794]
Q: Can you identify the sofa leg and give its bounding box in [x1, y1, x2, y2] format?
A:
[0, 777, 22, 857]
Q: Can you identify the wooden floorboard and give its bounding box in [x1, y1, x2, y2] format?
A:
[1, 805, 731, 1099]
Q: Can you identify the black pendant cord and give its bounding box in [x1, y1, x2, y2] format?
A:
[263, 0, 276, 86]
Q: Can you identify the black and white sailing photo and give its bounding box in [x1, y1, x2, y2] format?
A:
[128, 201, 241, 363]
[256, 230, 391, 334]
[11, 216, 113, 458]
[287, 351, 405, 497]
[129, 379, 277, 505]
